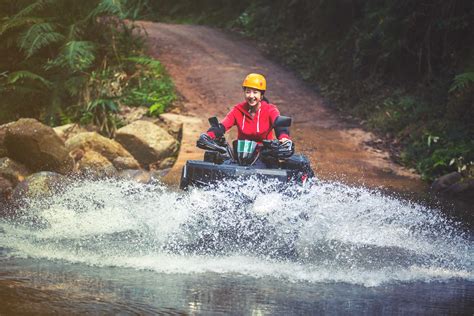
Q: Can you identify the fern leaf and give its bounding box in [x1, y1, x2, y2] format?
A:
[88, 0, 124, 20]
[124, 56, 163, 70]
[48, 41, 96, 71]
[14, 0, 56, 18]
[449, 72, 474, 93]
[66, 23, 84, 41]
[6, 70, 52, 88]
[19, 22, 65, 57]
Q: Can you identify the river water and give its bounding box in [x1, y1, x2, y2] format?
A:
[0, 178, 472, 314]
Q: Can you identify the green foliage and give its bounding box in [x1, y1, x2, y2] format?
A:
[19, 22, 64, 57]
[82, 98, 120, 137]
[366, 94, 422, 135]
[449, 72, 474, 93]
[0, 0, 177, 137]
[4, 70, 52, 88]
[47, 41, 97, 72]
[122, 56, 176, 116]
[78, 67, 125, 136]
[404, 135, 474, 181]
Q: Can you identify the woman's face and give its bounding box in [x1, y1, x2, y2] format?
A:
[244, 88, 263, 107]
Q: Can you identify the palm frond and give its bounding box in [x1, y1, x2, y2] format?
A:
[19, 22, 65, 57]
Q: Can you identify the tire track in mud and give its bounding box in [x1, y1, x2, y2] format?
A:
[140, 22, 426, 194]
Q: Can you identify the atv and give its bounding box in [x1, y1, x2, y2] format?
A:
[179, 116, 314, 190]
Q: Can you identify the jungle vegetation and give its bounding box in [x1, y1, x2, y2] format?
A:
[0, 0, 175, 137]
[1, 1, 472, 181]
[148, 0, 474, 181]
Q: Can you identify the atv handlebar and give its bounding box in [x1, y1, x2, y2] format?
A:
[197, 133, 228, 154]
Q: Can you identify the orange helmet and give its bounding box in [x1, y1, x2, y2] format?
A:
[242, 73, 266, 91]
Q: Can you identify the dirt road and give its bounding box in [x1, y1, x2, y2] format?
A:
[140, 22, 427, 194]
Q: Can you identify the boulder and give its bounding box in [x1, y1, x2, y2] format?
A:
[74, 150, 117, 178]
[54, 123, 88, 142]
[431, 172, 463, 193]
[115, 120, 179, 168]
[0, 176, 13, 206]
[0, 157, 30, 186]
[13, 171, 66, 200]
[112, 156, 141, 171]
[158, 113, 184, 140]
[158, 157, 176, 169]
[65, 132, 139, 170]
[431, 172, 474, 201]
[0, 122, 13, 158]
[4, 119, 73, 173]
[118, 106, 148, 125]
[446, 179, 474, 195]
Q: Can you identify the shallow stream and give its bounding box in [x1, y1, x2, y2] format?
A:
[1, 178, 472, 314]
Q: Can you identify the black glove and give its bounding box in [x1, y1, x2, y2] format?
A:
[197, 133, 227, 153]
[199, 133, 213, 142]
[197, 133, 213, 147]
[278, 139, 294, 158]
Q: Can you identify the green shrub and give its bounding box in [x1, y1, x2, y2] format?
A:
[122, 57, 176, 116]
[402, 131, 474, 180]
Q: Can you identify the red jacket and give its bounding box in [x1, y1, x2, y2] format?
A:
[207, 101, 290, 142]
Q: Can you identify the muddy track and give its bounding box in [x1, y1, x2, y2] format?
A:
[140, 22, 427, 194]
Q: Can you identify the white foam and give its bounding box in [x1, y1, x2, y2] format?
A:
[0, 178, 472, 287]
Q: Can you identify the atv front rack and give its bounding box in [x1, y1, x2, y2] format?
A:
[179, 154, 313, 190]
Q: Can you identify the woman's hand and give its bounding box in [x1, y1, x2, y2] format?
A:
[277, 138, 294, 158]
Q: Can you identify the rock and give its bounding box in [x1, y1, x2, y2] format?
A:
[112, 156, 141, 171]
[75, 150, 117, 178]
[381, 167, 394, 174]
[0, 122, 13, 158]
[0, 176, 13, 206]
[66, 132, 139, 168]
[13, 171, 66, 200]
[158, 113, 184, 140]
[115, 120, 179, 169]
[431, 172, 463, 193]
[431, 172, 474, 200]
[117, 169, 153, 184]
[118, 106, 148, 124]
[4, 119, 73, 174]
[158, 157, 176, 169]
[54, 123, 88, 142]
[446, 179, 474, 195]
[151, 168, 171, 178]
[0, 157, 30, 186]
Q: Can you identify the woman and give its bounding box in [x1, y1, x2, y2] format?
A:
[204, 73, 291, 145]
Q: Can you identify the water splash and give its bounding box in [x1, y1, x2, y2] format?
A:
[0, 178, 472, 286]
